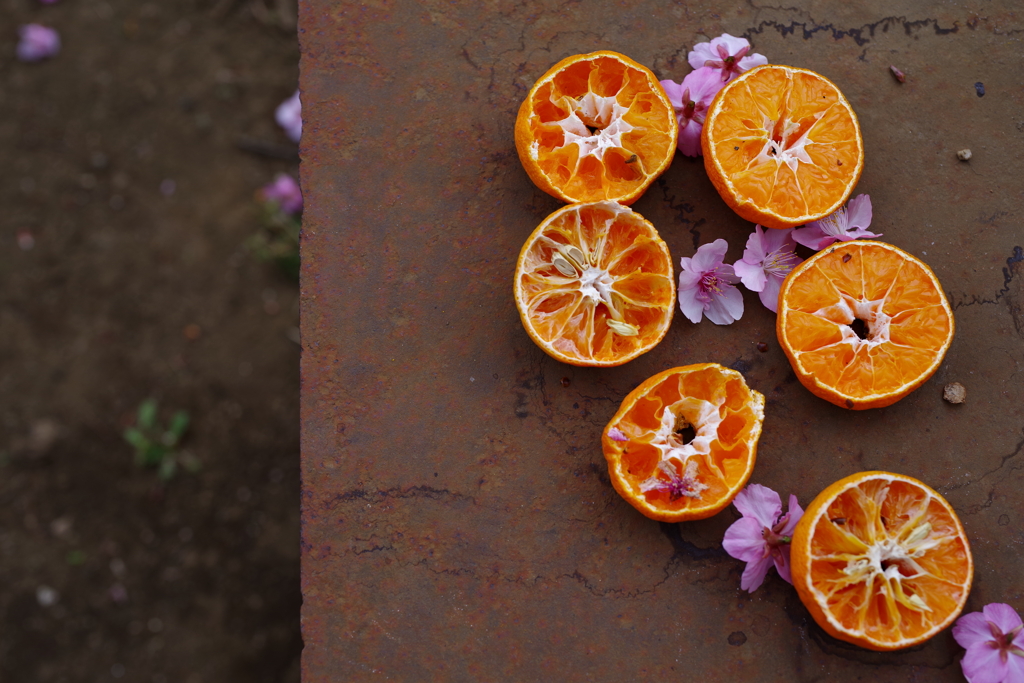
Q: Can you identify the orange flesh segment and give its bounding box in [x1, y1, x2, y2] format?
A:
[805, 477, 971, 646]
[707, 65, 861, 224]
[603, 365, 764, 521]
[780, 242, 952, 402]
[525, 55, 675, 203]
[516, 203, 673, 365]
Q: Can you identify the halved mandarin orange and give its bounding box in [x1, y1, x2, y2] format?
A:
[602, 364, 765, 522]
[702, 65, 864, 229]
[791, 471, 973, 651]
[777, 240, 954, 410]
[514, 51, 677, 205]
[514, 201, 674, 366]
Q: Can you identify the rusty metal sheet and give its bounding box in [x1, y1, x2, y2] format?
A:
[299, 1, 1024, 679]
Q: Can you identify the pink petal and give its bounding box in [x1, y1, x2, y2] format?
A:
[740, 225, 769, 263]
[737, 53, 769, 72]
[845, 227, 883, 240]
[275, 90, 302, 143]
[954, 612, 997, 650]
[608, 427, 628, 442]
[761, 226, 796, 254]
[791, 225, 835, 251]
[722, 517, 768, 562]
[710, 33, 752, 57]
[962, 642, 1010, 683]
[845, 194, 873, 231]
[16, 24, 60, 62]
[757, 274, 783, 312]
[677, 266, 702, 290]
[687, 42, 719, 71]
[677, 285, 705, 323]
[659, 79, 684, 109]
[680, 66, 725, 106]
[779, 494, 804, 535]
[740, 554, 773, 593]
[733, 484, 782, 527]
[773, 545, 793, 584]
[690, 239, 729, 272]
[677, 119, 703, 157]
[983, 604, 1024, 635]
[715, 262, 741, 284]
[1005, 653, 1024, 683]
[734, 259, 767, 293]
[704, 284, 744, 325]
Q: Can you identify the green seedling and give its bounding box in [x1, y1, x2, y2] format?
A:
[248, 202, 300, 281]
[123, 399, 199, 480]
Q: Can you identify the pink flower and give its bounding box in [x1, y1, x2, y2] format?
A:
[677, 239, 743, 325]
[607, 427, 628, 442]
[276, 90, 302, 143]
[640, 459, 708, 500]
[260, 173, 303, 215]
[688, 33, 767, 83]
[953, 603, 1024, 683]
[734, 226, 803, 313]
[16, 24, 60, 63]
[791, 194, 881, 251]
[723, 484, 803, 592]
[659, 67, 723, 157]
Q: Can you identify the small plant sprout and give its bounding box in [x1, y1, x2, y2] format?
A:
[123, 399, 198, 481]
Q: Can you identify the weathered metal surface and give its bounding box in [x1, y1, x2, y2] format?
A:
[299, 1, 1024, 679]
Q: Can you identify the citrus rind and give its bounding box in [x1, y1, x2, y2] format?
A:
[602, 364, 765, 522]
[514, 50, 677, 205]
[514, 201, 675, 367]
[777, 240, 954, 410]
[791, 471, 973, 651]
[702, 64, 864, 229]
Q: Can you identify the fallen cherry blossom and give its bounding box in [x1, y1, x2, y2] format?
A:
[791, 194, 881, 251]
[952, 603, 1024, 683]
[660, 67, 722, 157]
[722, 484, 803, 592]
[734, 225, 803, 313]
[678, 239, 743, 325]
[688, 33, 767, 83]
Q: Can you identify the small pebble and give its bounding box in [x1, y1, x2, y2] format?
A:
[957, 149, 972, 161]
[974, 82, 985, 97]
[36, 585, 59, 607]
[944, 382, 967, 404]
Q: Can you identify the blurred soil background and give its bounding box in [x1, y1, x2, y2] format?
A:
[1, 0, 302, 680]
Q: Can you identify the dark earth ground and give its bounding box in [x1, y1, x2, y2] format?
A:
[1, 1, 302, 680]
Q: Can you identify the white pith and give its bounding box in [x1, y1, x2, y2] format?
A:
[636, 397, 721, 498]
[811, 294, 893, 349]
[554, 92, 634, 162]
[753, 113, 818, 173]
